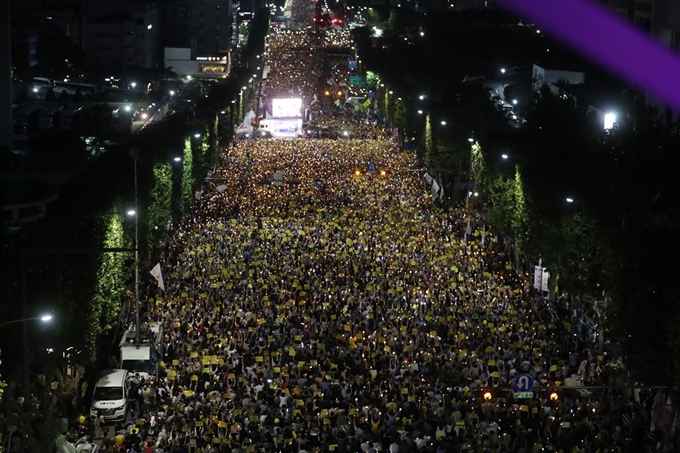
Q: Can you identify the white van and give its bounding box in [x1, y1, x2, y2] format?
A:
[90, 369, 129, 422]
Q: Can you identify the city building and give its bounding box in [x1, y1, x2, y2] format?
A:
[601, 0, 680, 123]
[164, 47, 230, 78]
[532, 62, 586, 92]
[83, 0, 162, 68]
[185, 0, 232, 56]
[160, 0, 234, 75]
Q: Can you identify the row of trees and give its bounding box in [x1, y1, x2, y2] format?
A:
[354, 7, 680, 385]
[0, 0, 272, 418]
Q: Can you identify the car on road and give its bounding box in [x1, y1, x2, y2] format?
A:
[90, 369, 129, 423]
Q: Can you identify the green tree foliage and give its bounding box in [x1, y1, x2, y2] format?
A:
[365, 71, 379, 90]
[146, 163, 173, 255]
[510, 167, 531, 253]
[394, 97, 408, 131]
[182, 137, 194, 210]
[423, 114, 434, 166]
[92, 207, 128, 339]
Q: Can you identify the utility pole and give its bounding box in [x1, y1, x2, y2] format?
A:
[129, 148, 141, 343]
[0, 0, 13, 151]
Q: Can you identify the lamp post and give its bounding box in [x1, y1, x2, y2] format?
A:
[14, 302, 53, 400]
[0, 315, 52, 328]
[129, 148, 140, 343]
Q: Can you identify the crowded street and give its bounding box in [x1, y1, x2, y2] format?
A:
[81, 16, 659, 453]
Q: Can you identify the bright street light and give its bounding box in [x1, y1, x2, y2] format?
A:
[566, 197, 574, 203]
[468, 138, 474, 142]
[131, 82, 137, 89]
[194, 133, 201, 138]
[512, 99, 518, 105]
[173, 157, 181, 162]
[502, 154, 509, 159]
[169, 90, 175, 96]
[603, 112, 617, 130]
[343, 131, 349, 136]
[0, 314, 54, 327]
[420, 31, 425, 36]
[124, 105, 131, 112]
[441, 121, 447, 125]
[500, 68, 506, 74]
[127, 209, 136, 216]
[419, 95, 425, 100]
[417, 110, 423, 114]
[187, 75, 192, 80]
[389, 91, 393, 95]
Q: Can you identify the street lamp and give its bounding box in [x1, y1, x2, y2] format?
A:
[566, 197, 574, 203]
[0, 314, 54, 327]
[127, 209, 136, 216]
[417, 110, 423, 114]
[603, 112, 617, 130]
[131, 82, 137, 89]
[468, 137, 474, 143]
[512, 99, 518, 105]
[440, 121, 447, 125]
[502, 154, 509, 159]
[173, 157, 182, 162]
[194, 133, 201, 138]
[500, 68, 506, 74]
[419, 95, 425, 100]
[169, 90, 175, 97]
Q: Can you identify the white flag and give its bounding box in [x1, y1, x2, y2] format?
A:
[431, 180, 440, 201]
[481, 223, 486, 246]
[150, 263, 165, 291]
[466, 218, 472, 235]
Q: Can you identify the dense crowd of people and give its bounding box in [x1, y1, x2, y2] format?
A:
[78, 18, 671, 453]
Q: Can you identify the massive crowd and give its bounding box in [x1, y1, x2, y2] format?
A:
[70, 18, 668, 453]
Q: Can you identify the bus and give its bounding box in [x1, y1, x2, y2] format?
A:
[52, 81, 97, 97]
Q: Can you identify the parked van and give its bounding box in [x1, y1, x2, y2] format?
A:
[90, 369, 129, 422]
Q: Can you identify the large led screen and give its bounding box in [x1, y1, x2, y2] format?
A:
[272, 98, 302, 118]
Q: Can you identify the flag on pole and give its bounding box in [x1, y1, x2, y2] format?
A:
[150, 263, 165, 291]
[465, 218, 472, 242]
[431, 180, 440, 201]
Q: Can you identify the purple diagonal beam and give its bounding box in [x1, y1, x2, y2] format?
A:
[498, 0, 680, 112]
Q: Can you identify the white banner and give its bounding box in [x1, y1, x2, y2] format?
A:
[533, 266, 549, 292]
